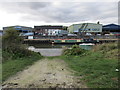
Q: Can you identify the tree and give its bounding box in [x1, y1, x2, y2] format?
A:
[2, 28, 23, 52]
[2, 28, 41, 62]
[63, 26, 68, 30]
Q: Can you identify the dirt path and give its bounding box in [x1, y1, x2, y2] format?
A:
[2, 58, 87, 88]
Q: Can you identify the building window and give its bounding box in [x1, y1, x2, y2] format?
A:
[92, 28, 99, 31]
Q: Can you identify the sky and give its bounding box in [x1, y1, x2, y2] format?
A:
[0, 0, 119, 30]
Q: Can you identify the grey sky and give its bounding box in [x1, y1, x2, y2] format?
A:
[0, 1, 118, 29]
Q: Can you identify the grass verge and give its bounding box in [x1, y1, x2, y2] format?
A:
[61, 43, 118, 88]
[61, 52, 118, 88]
[2, 53, 42, 81]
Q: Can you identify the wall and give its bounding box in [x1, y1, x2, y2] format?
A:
[68, 23, 102, 33]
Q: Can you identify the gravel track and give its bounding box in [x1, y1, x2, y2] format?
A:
[2, 58, 87, 88]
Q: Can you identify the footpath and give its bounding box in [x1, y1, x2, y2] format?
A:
[3, 58, 87, 88]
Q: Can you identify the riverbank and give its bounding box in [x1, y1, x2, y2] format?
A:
[60, 42, 118, 88]
[2, 42, 119, 88]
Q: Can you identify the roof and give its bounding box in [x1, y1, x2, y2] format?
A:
[102, 24, 120, 31]
[103, 24, 120, 27]
[34, 25, 63, 29]
[3, 25, 32, 29]
[72, 23, 102, 26]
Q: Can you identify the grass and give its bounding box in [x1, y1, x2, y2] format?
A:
[2, 53, 42, 81]
[0, 63, 2, 84]
[2, 29, 44, 82]
[0, 48, 2, 84]
[60, 43, 119, 88]
[45, 56, 61, 60]
[61, 52, 118, 88]
[2, 38, 119, 88]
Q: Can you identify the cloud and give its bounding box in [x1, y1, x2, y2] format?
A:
[0, 1, 118, 29]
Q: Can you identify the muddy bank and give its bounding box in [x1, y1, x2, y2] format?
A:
[2, 58, 87, 88]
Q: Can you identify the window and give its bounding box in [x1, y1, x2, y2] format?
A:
[92, 28, 99, 31]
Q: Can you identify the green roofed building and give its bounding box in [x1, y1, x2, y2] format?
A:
[67, 23, 102, 34]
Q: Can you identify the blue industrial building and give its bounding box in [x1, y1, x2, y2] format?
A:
[3, 25, 33, 34]
[102, 24, 120, 32]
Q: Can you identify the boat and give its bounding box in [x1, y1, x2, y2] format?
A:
[79, 43, 95, 46]
[28, 46, 35, 50]
[79, 43, 95, 50]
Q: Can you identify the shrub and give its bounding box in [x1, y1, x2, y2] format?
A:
[92, 42, 118, 59]
[63, 44, 86, 56]
[92, 42, 118, 52]
[2, 28, 41, 62]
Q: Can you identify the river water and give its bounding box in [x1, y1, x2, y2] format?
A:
[28, 43, 94, 50]
[28, 43, 94, 56]
[28, 43, 76, 48]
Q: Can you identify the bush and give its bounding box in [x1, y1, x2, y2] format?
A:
[92, 42, 118, 59]
[2, 28, 41, 62]
[2, 28, 43, 81]
[63, 44, 86, 56]
[93, 42, 118, 52]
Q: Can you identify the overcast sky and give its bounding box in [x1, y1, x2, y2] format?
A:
[0, 1, 119, 30]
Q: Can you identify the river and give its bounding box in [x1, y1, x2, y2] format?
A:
[27, 43, 76, 48]
[28, 43, 94, 50]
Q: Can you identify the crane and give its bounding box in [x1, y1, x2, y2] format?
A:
[78, 23, 88, 39]
[78, 23, 98, 43]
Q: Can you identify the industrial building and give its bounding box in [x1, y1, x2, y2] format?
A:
[67, 23, 102, 35]
[102, 24, 120, 35]
[34, 25, 68, 36]
[48, 29, 68, 36]
[3, 25, 33, 34]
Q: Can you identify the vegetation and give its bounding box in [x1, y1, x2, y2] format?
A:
[2, 28, 42, 81]
[2, 53, 41, 81]
[62, 43, 118, 88]
[0, 63, 1, 84]
[1, 28, 119, 88]
[0, 36, 2, 83]
[2, 28, 35, 62]
[92, 43, 118, 60]
[63, 26, 68, 30]
[63, 44, 86, 56]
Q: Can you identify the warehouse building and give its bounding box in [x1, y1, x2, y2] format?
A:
[3, 25, 33, 34]
[67, 23, 102, 35]
[102, 24, 120, 35]
[34, 25, 68, 36]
